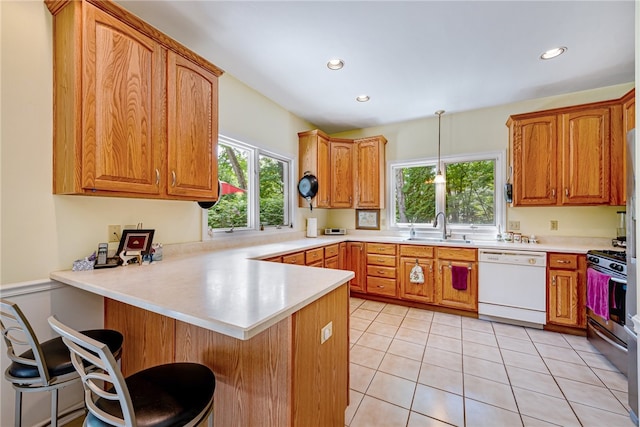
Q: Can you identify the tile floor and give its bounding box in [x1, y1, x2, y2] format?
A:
[346, 297, 636, 427]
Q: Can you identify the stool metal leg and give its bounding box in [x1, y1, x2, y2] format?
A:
[14, 389, 22, 427]
[50, 388, 58, 427]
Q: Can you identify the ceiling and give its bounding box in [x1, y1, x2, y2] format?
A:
[117, 1, 635, 134]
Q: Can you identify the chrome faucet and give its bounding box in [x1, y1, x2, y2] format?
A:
[433, 211, 449, 240]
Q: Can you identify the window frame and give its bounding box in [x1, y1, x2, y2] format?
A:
[387, 150, 506, 239]
[202, 134, 295, 238]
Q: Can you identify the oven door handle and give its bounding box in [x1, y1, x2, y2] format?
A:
[610, 277, 627, 284]
[589, 320, 628, 353]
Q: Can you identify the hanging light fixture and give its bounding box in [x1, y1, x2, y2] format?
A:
[434, 110, 446, 184]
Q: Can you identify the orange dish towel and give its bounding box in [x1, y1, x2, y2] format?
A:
[451, 265, 468, 290]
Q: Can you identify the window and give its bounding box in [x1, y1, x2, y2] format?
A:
[390, 151, 505, 236]
[205, 135, 293, 234]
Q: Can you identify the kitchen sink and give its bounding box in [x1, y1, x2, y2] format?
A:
[404, 237, 473, 244]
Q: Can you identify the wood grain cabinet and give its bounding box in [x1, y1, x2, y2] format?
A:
[346, 242, 366, 293]
[355, 136, 388, 209]
[305, 247, 324, 267]
[399, 245, 435, 303]
[324, 244, 340, 269]
[507, 89, 634, 207]
[435, 247, 478, 312]
[46, 0, 222, 201]
[365, 243, 397, 297]
[547, 253, 586, 329]
[298, 130, 386, 209]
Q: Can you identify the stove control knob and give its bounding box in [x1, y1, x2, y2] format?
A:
[610, 263, 622, 272]
[588, 256, 599, 264]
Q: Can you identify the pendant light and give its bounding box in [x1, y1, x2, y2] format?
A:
[434, 110, 446, 184]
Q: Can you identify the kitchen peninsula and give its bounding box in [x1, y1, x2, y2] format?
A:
[50, 239, 354, 426]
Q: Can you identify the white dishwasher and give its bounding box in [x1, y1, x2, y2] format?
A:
[478, 249, 547, 327]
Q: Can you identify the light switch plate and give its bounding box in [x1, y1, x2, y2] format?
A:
[550, 220, 558, 231]
[508, 220, 520, 231]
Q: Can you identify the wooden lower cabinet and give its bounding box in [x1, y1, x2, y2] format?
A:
[346, 242, 366, 292]
[366, 243, 398, 297]
[105, 284, 349, 426]
[283, 252, 305, 265]
[435, 247, 478, 312]
[547, 253, 586, 329]
[399, 245, 435, 303]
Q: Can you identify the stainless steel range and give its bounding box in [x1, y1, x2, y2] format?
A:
[586, 249, 628, 374]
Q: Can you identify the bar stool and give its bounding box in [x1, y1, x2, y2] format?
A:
[48, 315, 216, 427]
[0, 299, 123, 427]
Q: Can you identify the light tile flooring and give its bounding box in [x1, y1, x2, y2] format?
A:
[346, 297, 636, 427]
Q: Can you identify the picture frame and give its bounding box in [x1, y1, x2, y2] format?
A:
[356, 209, 380, 230]
[116, 229, 155, 256]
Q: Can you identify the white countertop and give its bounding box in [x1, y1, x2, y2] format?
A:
[50, 234, 619, 340]
[51, 239, 354, 340]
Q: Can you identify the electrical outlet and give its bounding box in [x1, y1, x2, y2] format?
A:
[320, 321, 333, 344]
[508, 220, 520, 231]
[108, 225, 121, 243]
[550, 220, 558, 231]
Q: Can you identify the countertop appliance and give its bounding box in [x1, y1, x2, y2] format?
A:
[478, 249, 547, 327]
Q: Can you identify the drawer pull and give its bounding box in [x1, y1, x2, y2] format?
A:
[556, 260, 570, 264]
[377, 285, 385, 289]
[377, 270, 384, 274]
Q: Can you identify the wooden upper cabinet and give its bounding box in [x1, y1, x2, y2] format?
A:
[560, 108, 610, 205]
[167, 53, 219, 199]
[330, 139, 354, 208]
[623, 88, 636, 134]
[355, 136, 387, 209]
[508, 89, 634, 207]
[46, 0, 223, 201]
[298, 130, 331, 208]
[509, 115, 558, 206]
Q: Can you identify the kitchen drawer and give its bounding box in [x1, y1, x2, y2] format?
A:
[324, 244, 339, 258]
[367, 243, 397, 255]
[367, 265, 397, 279]
[263, 256, 282, 263]
[400, 245, 434, 258]
[282, 252, 305, 265]
[367, 276, 397, 297]
[305, 248, 324, 265]
[366, 254, 397, 267]
[548, 253, 578, 269]
[437, 247, 477, 262]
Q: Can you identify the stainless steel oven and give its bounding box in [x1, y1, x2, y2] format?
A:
[586, 249, 628, 375]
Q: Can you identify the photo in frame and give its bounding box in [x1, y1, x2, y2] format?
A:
[356, 209, 380, 230]
[116, 229, 155, 256]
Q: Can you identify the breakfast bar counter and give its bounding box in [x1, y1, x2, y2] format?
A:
[51, 241, 354, 426]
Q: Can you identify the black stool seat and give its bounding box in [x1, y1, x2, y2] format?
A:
[8, 329, 123, 380]
[84, 362, 215, 427]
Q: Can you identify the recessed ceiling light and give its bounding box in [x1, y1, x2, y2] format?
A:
[356, 95, 370, 102]
[540, 46, 567, 60]
[327, 59, 344, 70]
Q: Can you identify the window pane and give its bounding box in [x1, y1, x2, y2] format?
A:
[445, 160, 495, 225]
[208, 144, 249, 229]
[259, 154, 286, 226]
[394, 165, 437, 224]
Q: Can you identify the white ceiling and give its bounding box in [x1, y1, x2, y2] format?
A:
[117, 1, 635, 133]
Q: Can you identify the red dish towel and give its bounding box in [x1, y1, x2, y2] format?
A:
[451, 265, 468, 290]
[587, 267, 610, 320]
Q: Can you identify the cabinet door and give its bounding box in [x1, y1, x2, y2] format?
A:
[436, 260, 478, 311]
[400, 257, 435, 303]
[330, 141, 354, 208]
[560, 108, 610, 205]
[355, 137, 385, 208]
[82, 5, 163, 194]
[548, 269, 580, 327]
[623, 90, 635, 133]
[167, 52, 219, 199]
[324, 256, 339, 269]
[511, 115, 558, 206]
[346, 242, 366, 292]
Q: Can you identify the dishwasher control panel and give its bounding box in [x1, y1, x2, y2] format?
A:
[478, 250, 547, 267]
